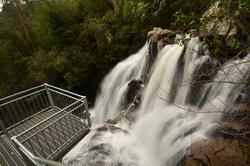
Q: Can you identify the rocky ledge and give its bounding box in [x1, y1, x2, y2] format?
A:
[186, 105, 250, 166]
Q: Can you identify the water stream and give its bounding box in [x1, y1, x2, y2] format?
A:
[63, 36, 250, 166]
[93, 42, 148, 124]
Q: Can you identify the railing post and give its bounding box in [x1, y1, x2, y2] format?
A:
[83, 97, 91, 128]
[44, 83, 55, 108]
[0, 120, 7, 134]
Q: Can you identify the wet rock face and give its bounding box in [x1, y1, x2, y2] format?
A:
[145, 28, 176, 80]
[186, 104, 250, 166]
[186, 106, 250, 166]
[126, 79, 144, 107]
[106, 111, 127, 125]
[186, 137, 249, 166]
[105, 78, 144, 125]
[147, 27, 176, 54]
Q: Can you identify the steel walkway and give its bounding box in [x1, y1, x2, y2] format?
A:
[0, 84, 91, 166]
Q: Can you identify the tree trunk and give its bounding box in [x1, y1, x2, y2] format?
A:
[13, 0, 36, 53]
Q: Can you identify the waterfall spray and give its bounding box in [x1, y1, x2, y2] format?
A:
[63, 36, 250, 166]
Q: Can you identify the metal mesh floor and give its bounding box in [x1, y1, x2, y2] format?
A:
[0, 135, 26, 166]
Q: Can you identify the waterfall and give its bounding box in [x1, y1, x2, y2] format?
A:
[132, 37, 249, 165]
[93, 42, 148, 124]
[63, 36, 250, 166]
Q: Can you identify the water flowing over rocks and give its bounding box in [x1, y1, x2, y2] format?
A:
[186, 102, 250, 165]
[63, 29, 250, 166]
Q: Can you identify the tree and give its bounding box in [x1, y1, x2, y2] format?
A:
[0, 0, 248, 103]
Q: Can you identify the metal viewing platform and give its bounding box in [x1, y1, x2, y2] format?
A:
[0, 83, 91, 166]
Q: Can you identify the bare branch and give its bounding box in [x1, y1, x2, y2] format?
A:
[218, 127, 250, 136]
[156, 94, 225, 114]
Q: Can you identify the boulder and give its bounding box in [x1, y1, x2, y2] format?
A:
[126, 78, 144, 106]
[147, 27, 175, 41]
[200, 1, 237, 37]
[106, 111, 126, 125]
[147, 27, 176, 53]
[105, 78, 144, 125]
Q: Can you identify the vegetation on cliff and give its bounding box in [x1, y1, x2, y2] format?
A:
[0, 0, 249, 104]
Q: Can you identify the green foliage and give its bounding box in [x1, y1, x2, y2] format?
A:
[27, 49, 59, 84]
[171, 9, 198, 31]
[170, 0, 249, 52]
[153, 0, 213, 15]
[34, 0, 80, 49]
[0, 0, 155, 100]
[0, 0, 249, 101]
[54, 46, 98, 89]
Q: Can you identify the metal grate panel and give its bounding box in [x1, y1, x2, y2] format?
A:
[0, 83, 91, 166]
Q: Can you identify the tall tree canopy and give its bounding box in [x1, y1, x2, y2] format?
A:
[0, 0, 249, 103]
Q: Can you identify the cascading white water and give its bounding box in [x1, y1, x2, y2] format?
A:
[132, 37, 249, 165]
[63, 36, 250, 166]
[129, 37, 219, 166]
[93, 42, 148, 124]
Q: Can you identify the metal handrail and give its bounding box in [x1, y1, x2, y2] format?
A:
[44, 83, 85, 99]
[0, 84, 45, 102]
[20, 102, 85, 143]
[0, 83, 91, 165]
[47, 88, 82, 101]
[15, 101, 84, 139]
[0, 85, 51, 133]
[0, 89, 45, 107]
[12, 137, 70, 166]
[1, 106, 52, 134]
[0, 83, 89, 133]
